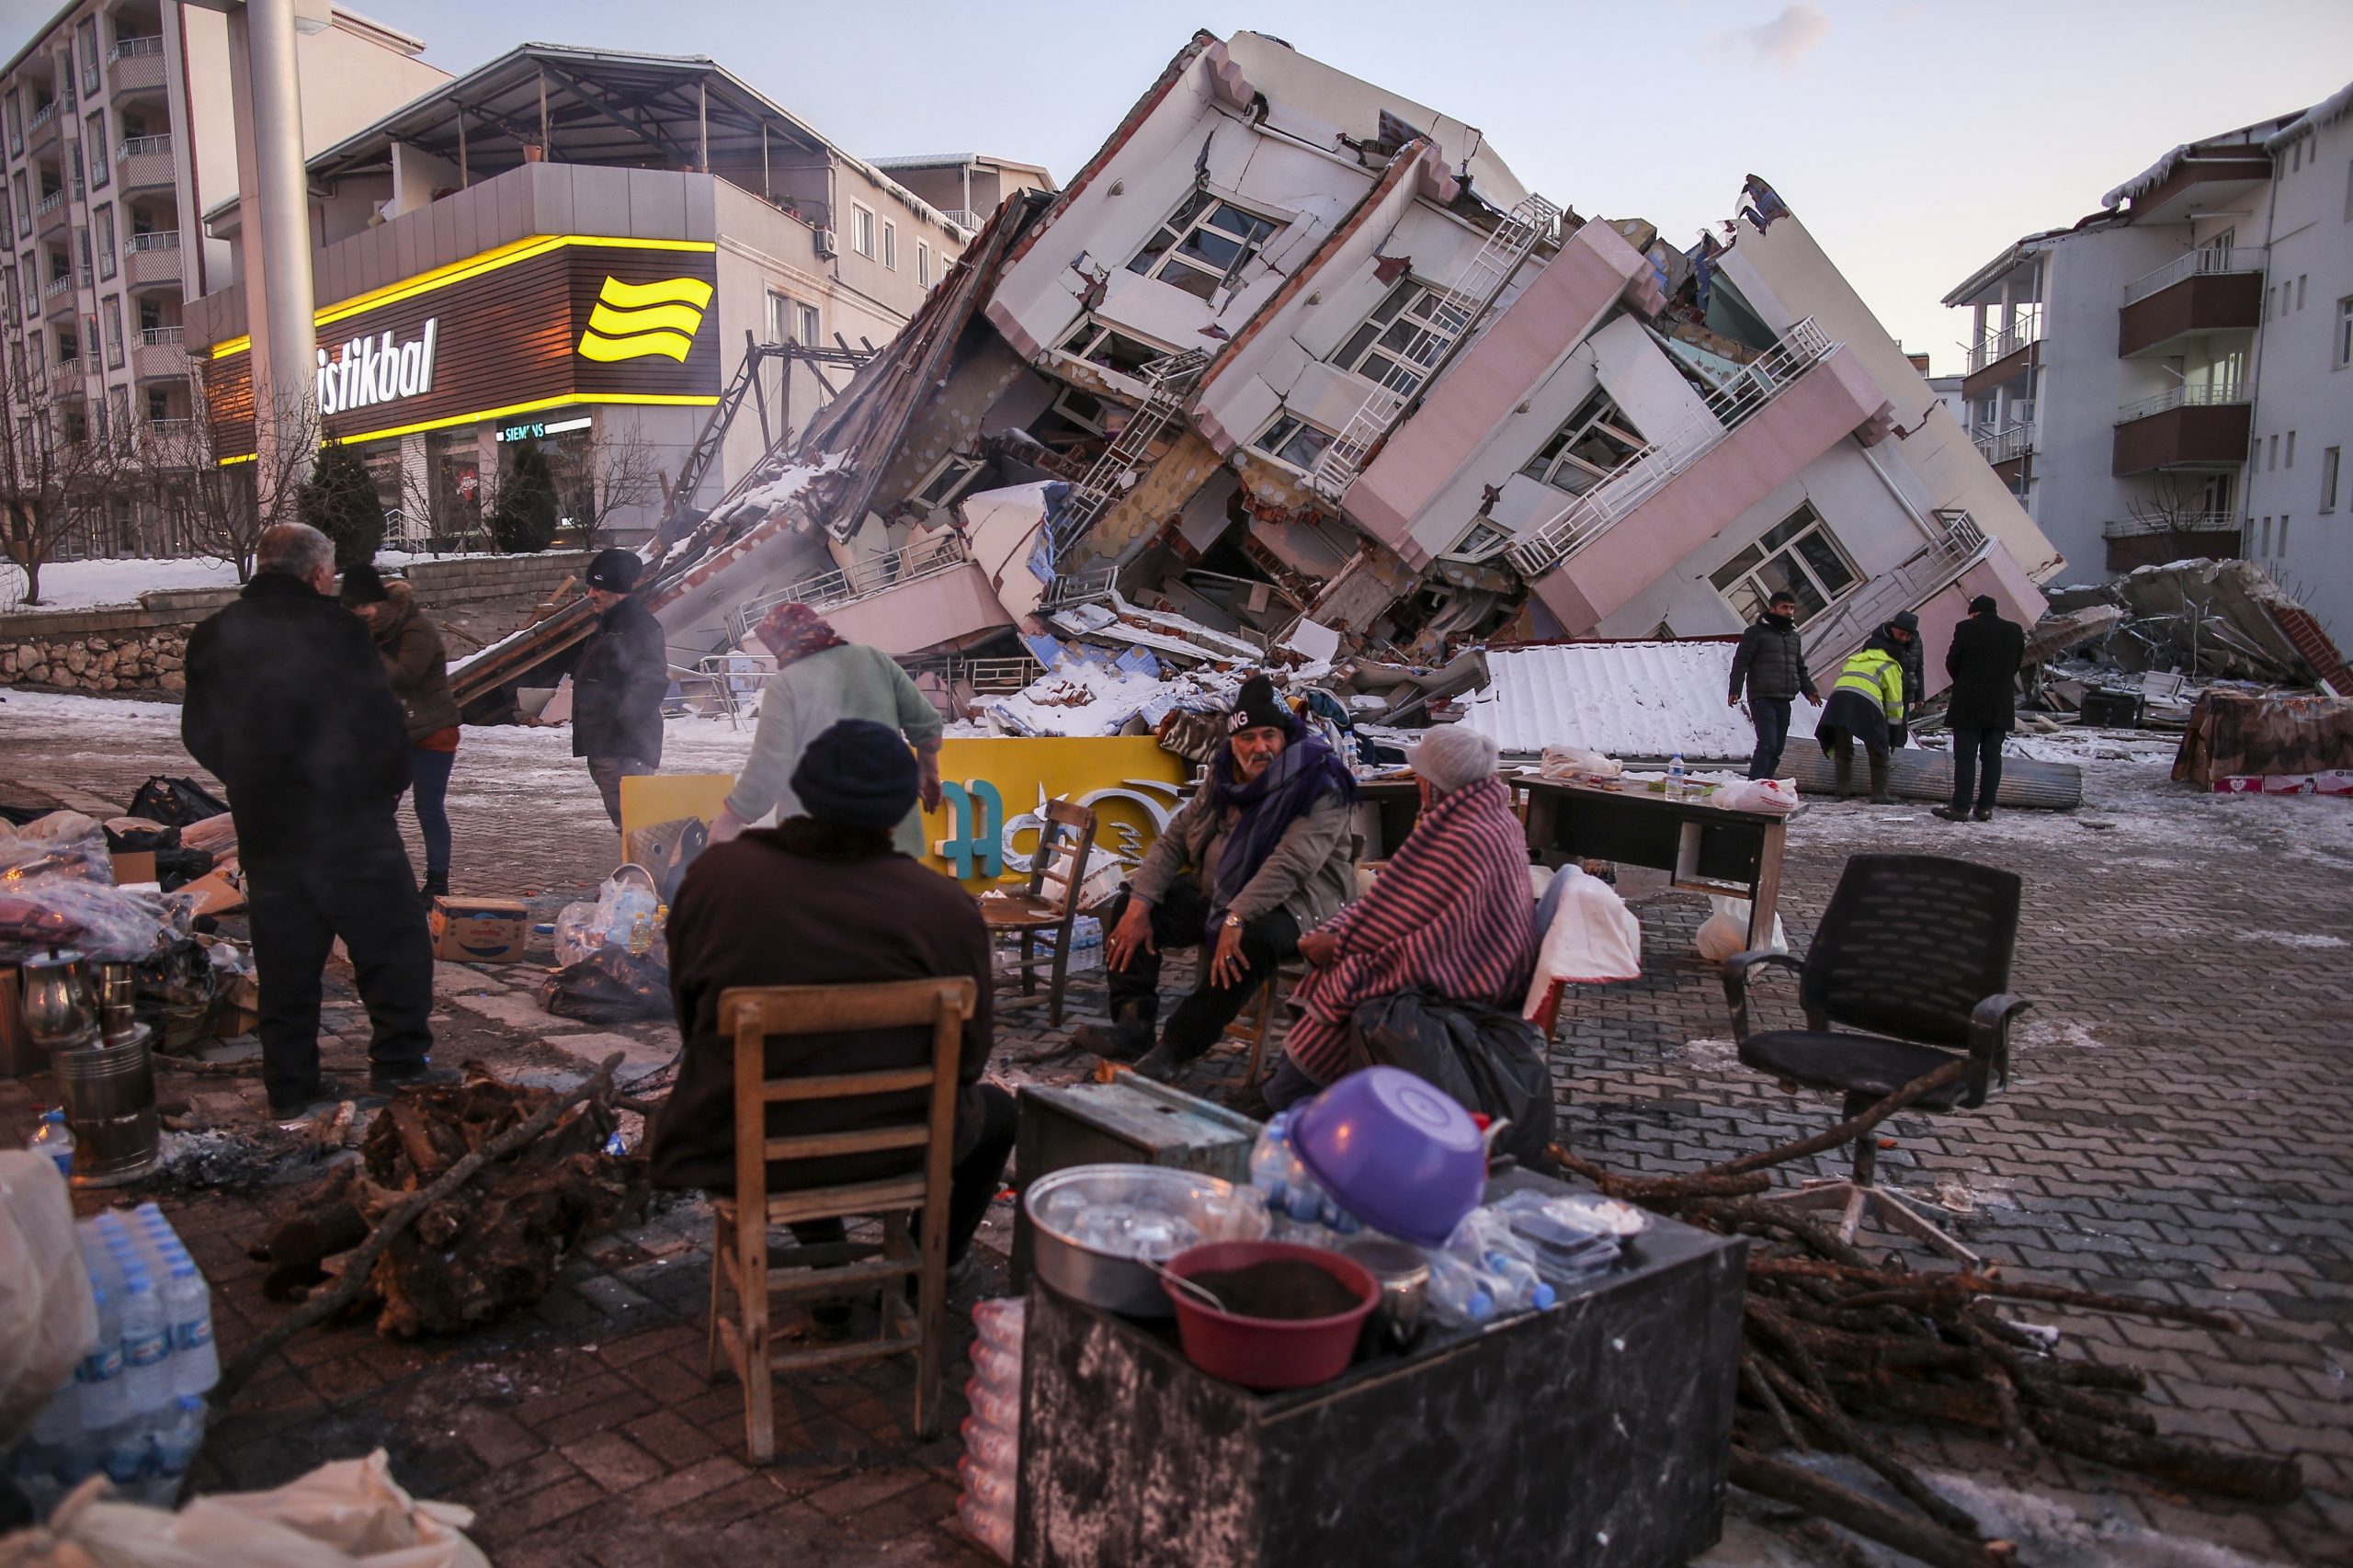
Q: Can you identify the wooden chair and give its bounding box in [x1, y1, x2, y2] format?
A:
[706, 977, 975, 1460]
[980, 799, 1098, 1026]
[1231, 835, 1368, 1084]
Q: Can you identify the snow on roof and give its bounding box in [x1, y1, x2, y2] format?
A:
[2267, 79, 2353, 151]
[1461, 641, 1824, 762]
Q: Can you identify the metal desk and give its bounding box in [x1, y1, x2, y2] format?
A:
[1515, 776, 1790, 951]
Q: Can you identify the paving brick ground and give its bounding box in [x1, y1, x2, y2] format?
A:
[6, 698, 2350, 1564]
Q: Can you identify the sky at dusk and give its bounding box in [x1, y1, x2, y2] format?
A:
[5, 0, 2350, 374]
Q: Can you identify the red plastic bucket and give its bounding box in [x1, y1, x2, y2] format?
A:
[1161, 1241, 1379, 1391]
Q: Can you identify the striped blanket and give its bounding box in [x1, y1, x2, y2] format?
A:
[1284, 777, 1537, 1084]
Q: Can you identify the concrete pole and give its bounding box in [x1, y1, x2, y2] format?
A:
[244, 0, 317, 487]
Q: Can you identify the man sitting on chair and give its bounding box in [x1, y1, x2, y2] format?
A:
[649, 720, 1016, 1278]
[1075, 675, 1358, 1081]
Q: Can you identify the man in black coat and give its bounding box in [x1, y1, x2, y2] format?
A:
[570, 548, 669, 826]
[1934, 596, 2028, 824]
[1728, 589, 1821, 780]
[182, 523, 449, 1119]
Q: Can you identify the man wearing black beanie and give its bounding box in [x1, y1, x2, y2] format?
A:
[566, 548, 668, 826]
[650, 721, 1014, 1286]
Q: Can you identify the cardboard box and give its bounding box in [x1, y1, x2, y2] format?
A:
[430, 896, 530, 963]
[109, 849, 157, 886]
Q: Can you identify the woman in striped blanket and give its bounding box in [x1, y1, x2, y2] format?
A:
[1268, 726, 1538, 1110]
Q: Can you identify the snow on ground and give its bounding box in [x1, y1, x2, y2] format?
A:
[2, 551, 552, 614]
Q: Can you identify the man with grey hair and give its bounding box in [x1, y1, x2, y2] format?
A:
[184, 521, 450, 1119]
[1273, 724, 1537, 1110]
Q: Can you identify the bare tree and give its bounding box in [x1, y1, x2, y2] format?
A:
[0, 337, 131, 605]
[2123, 473, 2225, 545]
[138, 378, 323, 582]
[547, 417, 669, 550]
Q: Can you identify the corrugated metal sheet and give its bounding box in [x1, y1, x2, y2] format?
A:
[1461, 641, 1824, 762]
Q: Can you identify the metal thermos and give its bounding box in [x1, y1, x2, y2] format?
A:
[97, 960, 138, 1043]
[19, 949, 90, 1041]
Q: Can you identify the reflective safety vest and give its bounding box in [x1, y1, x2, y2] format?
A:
[1833, 647, 1905, 724]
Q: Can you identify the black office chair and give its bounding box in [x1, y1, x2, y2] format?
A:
[1721, 853, 2029, 1260]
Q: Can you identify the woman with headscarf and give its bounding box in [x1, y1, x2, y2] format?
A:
[1271, 726, 1536, 1110]
[706, 603, 944, 852]
[341, 562, 460, 898]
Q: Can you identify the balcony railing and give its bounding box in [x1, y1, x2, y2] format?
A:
[1972, 422, 2032, 466]
[725, 534, 974, 645]
[124, 229, 177, 252]
[26, 103, 57, 134]
[108, 37, 165, 61]
[1966, 309, 2040, 373]
[33, 190, 65, 218]
[139, 325, 183, 347]
[2121, 245, 2266, 306]
[2103, 510, 2239, 540]
[118, 134, 172, 159]
[40, 274, 72, 300]
[1506, 316, 1838, 578]
[1802, 509, 1990, 668]
[941, 209, 984, 230]
[2115, 383, 2248, 425]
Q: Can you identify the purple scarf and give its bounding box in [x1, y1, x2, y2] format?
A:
[1205, 723, 1357, 940]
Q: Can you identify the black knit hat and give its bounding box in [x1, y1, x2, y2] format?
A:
[791, 720, 917, 831]
[1227, 674, 1290, 735]
[338, 561, 389, 606]
[1889, 610, 1920, 634]
[585, 548, 642, 592]
[1969, 595, 1999, 616]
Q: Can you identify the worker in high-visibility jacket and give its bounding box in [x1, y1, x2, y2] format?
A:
[1813, 619, 1916, 802]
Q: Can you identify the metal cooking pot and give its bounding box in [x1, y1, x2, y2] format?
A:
[1024, 1165, 1267, 1319]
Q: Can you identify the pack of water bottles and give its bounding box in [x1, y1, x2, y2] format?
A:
[8, 1204, 219, 1517]
[954, 1296, 1023, 1562]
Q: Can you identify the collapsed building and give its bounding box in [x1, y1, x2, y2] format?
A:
[461, 30, 2064, 739]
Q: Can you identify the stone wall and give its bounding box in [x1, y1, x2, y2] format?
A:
[0, 551, 591, 696]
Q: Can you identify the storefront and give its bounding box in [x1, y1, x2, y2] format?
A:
[199, 234, 724, 542]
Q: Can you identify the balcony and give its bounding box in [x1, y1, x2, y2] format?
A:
[2112, 385, 2250, 475]
[2103, 509, 2243, 572]
[1803, 510, 1990, 673]
[941, 209, 984, 231]
[2119, 247, 2264, 358]
[26, 102, 62, 157]
[113, 135, 174, 191]
[1972, 421, 2033, 481]
[1961, 310, 2039, 401]
[723, 536, 1016, 658]
[41, 274, 76, 319]
[107, 37, 168, 95]
[122, 231, 181, 288]
[49, 358, 86, 400]
[33, 189, 69, 238]
[131, 325, 187, 381]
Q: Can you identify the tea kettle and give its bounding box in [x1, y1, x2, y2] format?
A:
[20, 948, 90, 1041]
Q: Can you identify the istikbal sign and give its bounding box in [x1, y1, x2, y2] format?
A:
[314, 319, 438, 416]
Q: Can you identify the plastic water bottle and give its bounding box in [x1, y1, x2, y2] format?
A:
[74, 1282, 129, 1428]
[1475, 1248, 1557, 1313]
[1248, 1112, 1295, 1211]
[144, 1395, 205, 1505]
[119, 1269, 175, 1414]
[1425, 1251, 1495, 1326]
[99, 1418, 150, 1490]
[163, 1257, 219, 1395]
[28, 1109, 74, 1178]
[1667, 752, 1688, 800]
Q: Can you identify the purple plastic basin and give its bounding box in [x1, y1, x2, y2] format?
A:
[1290, 1066, 1484, 1245]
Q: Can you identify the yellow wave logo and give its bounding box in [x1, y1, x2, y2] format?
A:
[577, 276, 713, 363]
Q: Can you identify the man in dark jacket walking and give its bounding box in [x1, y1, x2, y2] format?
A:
[1934, 596, 2027, 823]
[1728, 590, 1821, 780]
[571, 548, 669, 826]
[182, 523, 449, 1119]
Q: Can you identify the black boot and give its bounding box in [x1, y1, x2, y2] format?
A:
[1868, 755, 1893, 805]
[1930, 805, 1970, 823]
[1833, 750, 1855, 799]
[1072, 1000, 1154, 1061]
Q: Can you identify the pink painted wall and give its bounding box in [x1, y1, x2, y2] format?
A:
[1531, 347, 1885, 635]
[1346, 221, 1654, 559]
[829, 563, 1016, 655]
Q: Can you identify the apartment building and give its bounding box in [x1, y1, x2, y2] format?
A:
[871, 153, 1055, 234]
[183, 44, 986, 546]
[656, 30, 2058, 698]
[1943, 79, 2352, 637]
[0, 1, 444, 554]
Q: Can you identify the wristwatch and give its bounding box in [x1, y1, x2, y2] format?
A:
[1222, 914, 1243, 930]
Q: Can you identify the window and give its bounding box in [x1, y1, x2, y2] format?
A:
[765, 290, 793, 345]
[55, 327, 75, 365]
[916, 242, 930, 289]
[2297, 275, 2308, 311]
[1046, 386, 1108, 436]
[91, 395, 105, 443]
[1249, 413, 1334, 472]
[2279, 515, 2290, 553]
[11, 174, 27, 238]
[2286, 430, 2296, 468]
[851, 203, 875, 259]
[2, 265, 12, 316]
[2258, 517, 2271, 555]
[94, 205, 111, 278]
[145, 385, 166, 422]
[2268, 433, 2278, 471]
[1521, 390, 1646, 494]
[1056, 320, 1171, 379]
[108, 385, 126, 436]
[1710, 506, 1859, 625]
[1331, 278, 1468, 396]
[2337, 297, 2353, 369]
[101, 297, 120, 366]
[798, 302, 820, 347]
[69, 146, 83, 203]
[2322, 447, 2341, 514]
[882, 221, 897, 270]
[1127, 191, 1279, 301]
[0, 191, 9, 244]
[5, 91, 18, 156]
[77, 19, 99, 96]
[85, 113, 105, 187]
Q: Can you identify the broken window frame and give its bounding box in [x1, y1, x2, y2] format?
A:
[1708, 505, 1859, 627]
[912, 452, 985, 509]
[1126, 189, 1281, 302]
[1249, 413, 1336, 474]
[1438, 517, 1515, 564]
[1521, 390, 1648, 495]
[1048, 385, 1111, 437]
[1056, 320, 1175, 381]
[1330, 276, 1470, 397]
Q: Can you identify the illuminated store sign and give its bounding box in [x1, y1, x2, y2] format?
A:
[317, 319, 438, 415]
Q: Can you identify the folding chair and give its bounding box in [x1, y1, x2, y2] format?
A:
[705, 976, 975, 1460]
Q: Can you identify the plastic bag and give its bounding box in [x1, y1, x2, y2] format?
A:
[538, 948, 670, 1024]
[126, 777, 229, 829]
[550, 869, 661, 969]
[1539, 744, 1621, 781]
[0, 880, 176, 962]
[0, 814, 113, 886]
[1346, 989, 1556, 1168]
[1707, 777, 1799, 814]
[0, 1153, 96, 1456]
[1696, 896, 1788, 962]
